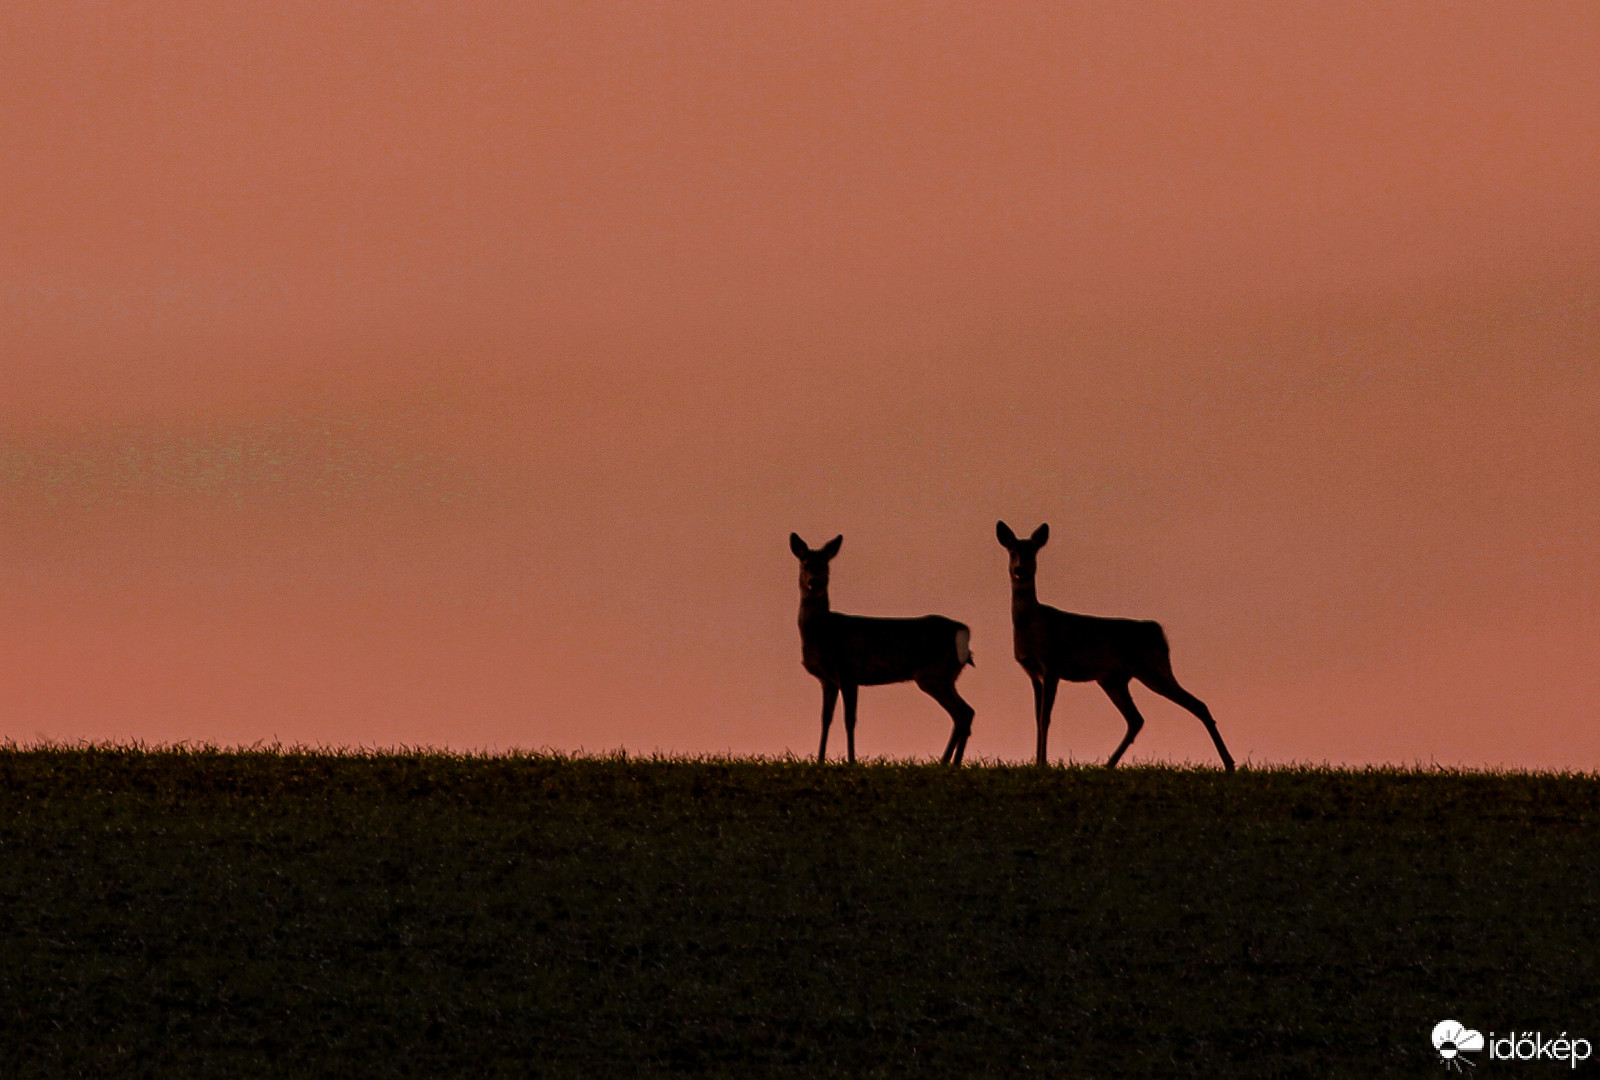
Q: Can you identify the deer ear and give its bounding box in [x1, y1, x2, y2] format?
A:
[1030, 523, 1049, 546]
[820, 535, 842, 560]
[789, 533, 809, 558]
[996, 521, 1018, 549]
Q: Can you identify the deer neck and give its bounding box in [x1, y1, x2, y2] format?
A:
[1010, 580, 1039, 619]
[799, 591, 831, 626]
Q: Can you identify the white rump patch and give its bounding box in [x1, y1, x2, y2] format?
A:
[954, 627, 972, 665]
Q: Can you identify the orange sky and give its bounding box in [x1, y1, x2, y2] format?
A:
[1, 2, 1596, 765]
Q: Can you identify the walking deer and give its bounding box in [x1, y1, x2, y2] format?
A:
[996, 521, 1234, 772]
[790, 533, 976, 765]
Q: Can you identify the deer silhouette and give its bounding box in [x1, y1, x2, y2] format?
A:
[996, 521, 1234, 771]
[791, 533, 976, 764]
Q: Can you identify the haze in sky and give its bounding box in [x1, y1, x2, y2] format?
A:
[1, 2, 1595, 766]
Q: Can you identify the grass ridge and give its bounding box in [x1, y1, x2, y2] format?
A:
[1, 746, 1596, 1076]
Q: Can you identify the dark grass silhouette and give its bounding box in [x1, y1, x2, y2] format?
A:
[2, 746, 1597, 1077]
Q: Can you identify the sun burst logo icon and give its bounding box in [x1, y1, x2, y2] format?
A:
[1433, 1020, 1484, 1071]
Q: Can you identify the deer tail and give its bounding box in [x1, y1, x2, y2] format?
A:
[955, 626, 974, 667]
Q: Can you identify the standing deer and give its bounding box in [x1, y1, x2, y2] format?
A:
[996, 521, 1234, 772]
[790, 533, 976, 765]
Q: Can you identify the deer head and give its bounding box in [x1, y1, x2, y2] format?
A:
[790, 532, 843, 600]
[995, 520, 1049, 588]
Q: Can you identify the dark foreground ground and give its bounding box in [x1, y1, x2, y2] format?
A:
[0, 750, 1596, 1078]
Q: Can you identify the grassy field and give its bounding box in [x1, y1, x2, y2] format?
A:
[0, 748, 1596, 1077]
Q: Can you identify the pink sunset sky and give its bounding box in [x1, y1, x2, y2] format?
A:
[1, 2, 1595, 766]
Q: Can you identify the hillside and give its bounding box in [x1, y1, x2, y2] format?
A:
[1, 749, 1595, 1076]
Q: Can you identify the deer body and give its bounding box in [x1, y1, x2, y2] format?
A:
[997, 521, 1235, 772]
[1012, 606, 1169, 685]
[791, 533, 975, 765]
[800, 611, 972, 688]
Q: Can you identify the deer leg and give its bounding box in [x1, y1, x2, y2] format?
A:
[842, 684, 859, 765]
[1099, 676, 1144, 769]
[938, 699, 965, 765]
[818, 682, 838, 764]
[1035, 676, 1059, 766]
[1030, 676, 1044, 762]
[921, 674, 975, 766]
[1138, 670, 1235, 773]
[950, 687, 975, 766]
[940, 730, 960, 765]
